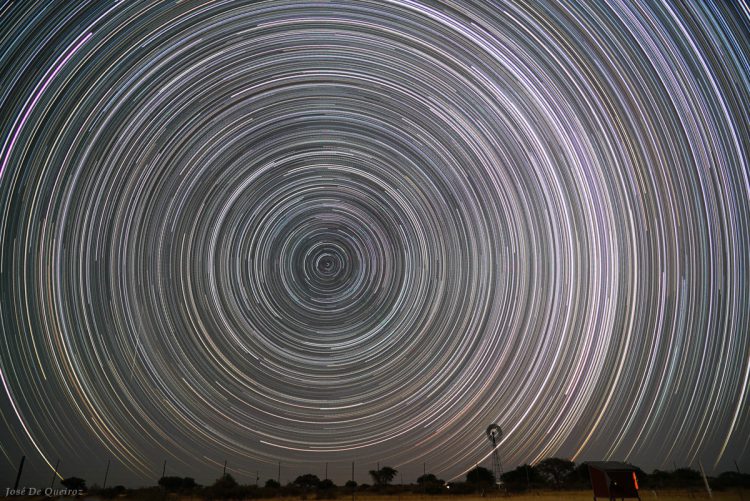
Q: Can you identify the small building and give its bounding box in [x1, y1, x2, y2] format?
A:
[586, 461, 641, 500]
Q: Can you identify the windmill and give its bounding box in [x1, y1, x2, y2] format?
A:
[486, 424, 504, 485]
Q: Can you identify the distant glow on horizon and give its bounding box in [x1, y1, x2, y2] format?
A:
[1, 0, 749, 486]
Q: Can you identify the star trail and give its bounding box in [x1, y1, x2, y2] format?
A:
[1, 0, 749, 487]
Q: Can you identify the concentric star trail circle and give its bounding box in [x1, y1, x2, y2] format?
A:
[1, 0, 749, 483]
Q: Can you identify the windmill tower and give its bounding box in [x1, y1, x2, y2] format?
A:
[486, 424, 504, 485]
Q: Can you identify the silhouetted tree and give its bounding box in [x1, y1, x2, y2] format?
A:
[647, 469, 672, 488]
[344, 480, 357, 489]
[213, 474, 238, 489]
[314, 478, 337, 500]
[501, 464, 542, 491]
[207, 474, 242, 500]
[265, 479, 281, 489]
[466, 466, 495, 487]
[369, 467, 398, 486]
[417, 473, 445, 494]
[672, 468, 702, 487]
[61, 477, 87, 491]
[568, 463, 590, 488]
[536, 458, 575, 488]
[417, 474, 439, 485]
[158, 476, 186, 491]
[714, 471, 750, 490]
[294, 474, 322, 489]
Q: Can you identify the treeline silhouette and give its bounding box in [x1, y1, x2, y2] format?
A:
[55, 461, 748, 499]
[497, 460, 750, 493]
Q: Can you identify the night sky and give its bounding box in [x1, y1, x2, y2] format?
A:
[1, 0, 749, 489]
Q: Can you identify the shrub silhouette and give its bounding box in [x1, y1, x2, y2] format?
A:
[536, 458, 575, 488]
[417, 473, 439, 485]
[294, 473, 322, 489]
[204, 474, 246, 500]
[213, 474, 238, 489]
[466, 466, 495, 487]
[714, 471, 750, 490]
[501, 464, 542, 491]
[61, 476, 87, 491]
[158, 476, 197, 492]
[369, 466, 397, 486]
[417, 473, 445, 494]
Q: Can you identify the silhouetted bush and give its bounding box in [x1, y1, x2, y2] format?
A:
[645, 469, 672, 488]
[202, 473, 248, 499]
[536, 458, 575, 488]
[466, 466, 495, 489]
[369, 466, 397, 487]
[567, 462, 590, 488]
[713, 471, 750, 490]
[672, 467, 702, 487]
[501, 464, 543, 491]
[294, 473, 322, 489]
[158, 476, 182, 491]
[61, 476, 87, 491]
[158, 475, 197, 492]
[416, 473, 445, 494]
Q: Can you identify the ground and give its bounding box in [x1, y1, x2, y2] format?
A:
[6, 490, 749, 500]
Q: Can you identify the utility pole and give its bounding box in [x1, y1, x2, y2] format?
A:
[351, 462, 355, 501]
[103, 459, 111, 489]
[277, 461, 281, 485]
[50, 459, 60, 489]
[162, 460, 167, 479]
[223, 460, 227, 478]
[325, 462, 328, 480]
[525, 464, 530, 489]
[13, 456, 25, 491]
[699, 461, 713, 499]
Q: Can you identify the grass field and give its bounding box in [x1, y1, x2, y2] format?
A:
[342, 492, 749, 501]
[9, 490, 747, 500]
[154, 491, 750, 501]
[143, 493, 746, 501]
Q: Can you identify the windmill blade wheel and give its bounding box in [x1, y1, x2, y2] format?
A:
[486, 424, 502, 444]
